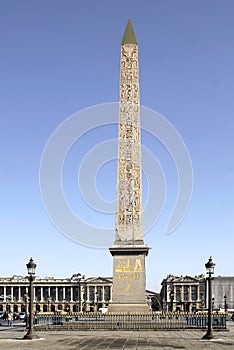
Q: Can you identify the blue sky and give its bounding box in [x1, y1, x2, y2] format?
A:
[1, 0, 234, 291]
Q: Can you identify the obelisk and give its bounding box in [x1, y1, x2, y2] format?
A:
[109, 20, 150, 313]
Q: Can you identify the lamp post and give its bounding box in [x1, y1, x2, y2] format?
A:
[202, 256, 215, 340]
[24, 258, 38, 340]
[224, 295, 227, 313]
[24, 293, 29, 327]
[170, 290, 174, 312]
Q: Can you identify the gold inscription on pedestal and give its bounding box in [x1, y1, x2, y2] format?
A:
[134, 258, 143, 272]
[116, 273, 139, 280]
[115, 258, 143, 273]
[115, 258, 143, 292]
[115, 258, 131, 272]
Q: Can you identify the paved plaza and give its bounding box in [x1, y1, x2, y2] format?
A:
[0, 321, 234, 349]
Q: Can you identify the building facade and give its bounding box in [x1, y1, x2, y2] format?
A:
[160, 274, 206, 312]
[0, 274, 112, 314]
[212, 276, 234, 310]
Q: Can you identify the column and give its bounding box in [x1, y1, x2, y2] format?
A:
[86, 285, 90, 311]
[173, 286, 175, 312]
[55, 287, 58, 302]
[18, 286, 21, 302]
[94, 286, 98, 311]
[40, 287, 43, 302]
[70, 287, 73, 302]
[80, 286, 83, 312]
[110, 285, 112, 302]
[189, 286, 192, 301]
[102, 286, 105, 304]
[11, 287, 13, 302]
[188, 286, 192, 312]
[63, 287, 66, 301]
[3, 286, 6, 302]
[196, 284, 199, 310]
[197, 284, 200, 301]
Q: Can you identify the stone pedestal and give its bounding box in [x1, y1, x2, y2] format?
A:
[108, 246, 150, 313]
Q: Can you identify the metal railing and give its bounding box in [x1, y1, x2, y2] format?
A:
[34, 312, 227, 331]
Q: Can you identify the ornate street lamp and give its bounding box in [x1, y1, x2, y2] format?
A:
[224, 295, 227, 313]
[24, 293, 29, 327]
[202, 257, 215, 340]
[24, 258, 38, 340]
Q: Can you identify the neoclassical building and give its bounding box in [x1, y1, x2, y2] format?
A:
[0, 274, 112, 314]
[160, 274, 206, 312]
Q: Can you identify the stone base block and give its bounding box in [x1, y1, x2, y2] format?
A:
[108, 302, 150, 313]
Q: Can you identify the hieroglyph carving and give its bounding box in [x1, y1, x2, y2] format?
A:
[116, 43, 143, 242]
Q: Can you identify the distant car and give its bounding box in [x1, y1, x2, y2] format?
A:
[18, 312, 26, 320]
[0, 311, 5, 319]
[98, 308, 108, 314]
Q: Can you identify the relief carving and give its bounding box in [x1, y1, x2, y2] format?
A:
[116, 41, 142, 242]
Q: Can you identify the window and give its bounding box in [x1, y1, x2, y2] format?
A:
[97, 286, 102, 302]
[50, 287, 56, 301]
[35, 287, 41, 301]
[73, 287, 80, 301]
[58, 287, 63, 301]
[176, 286, 181, 302]
[183, 286, 189, 301]
[191, 286, 197, 301]
[65, 287, 71, 301]
[43, 287, 49, 300]
[89, 286, 95, 301]
[104, 286, 110, 302]
[200, 284, 205, 301]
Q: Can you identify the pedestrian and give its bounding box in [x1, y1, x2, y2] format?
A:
[7, 311, 13, 327]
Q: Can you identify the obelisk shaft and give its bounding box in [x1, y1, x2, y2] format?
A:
[115, 20, 143, 245]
